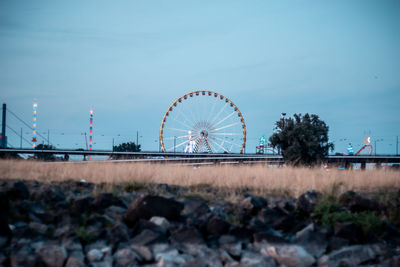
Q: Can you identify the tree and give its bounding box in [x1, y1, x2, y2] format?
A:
[269, 113, 334, 166]
[35, 143, 56, 161]
[112, 142, 141, 159]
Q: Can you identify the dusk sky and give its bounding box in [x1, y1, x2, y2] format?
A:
[1, 0, 399, 154]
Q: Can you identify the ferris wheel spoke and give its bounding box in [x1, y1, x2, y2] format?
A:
[212, 122, 241, 132]
[210, 102, 229, 124]
[206, 96, 219, 122]
[163, 134, 189, 140]
[166, 127, 191, 133]
[211, 136, 242, 147]
[208, 141, 218, 153]
[209, 138, 229, 153]
[167, 139, 190, 151]
[213, 111, 236, 127]
[170, 116, 193, 131]
[175, 107, 195, 127]
[212, 132, 242, 136]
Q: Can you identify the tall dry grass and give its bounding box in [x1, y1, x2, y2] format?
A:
[1, 160, 399, 197]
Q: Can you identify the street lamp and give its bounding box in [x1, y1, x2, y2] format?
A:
[174, 136, 176, 154]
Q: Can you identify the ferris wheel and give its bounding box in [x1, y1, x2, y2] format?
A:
[160, 90, 246, 153]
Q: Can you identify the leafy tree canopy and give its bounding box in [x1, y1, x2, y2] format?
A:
[269, 113, 334, 166]
[35, 143, 56, 161]
[113, 142, 141, 152]
[112, 141, 141, 159]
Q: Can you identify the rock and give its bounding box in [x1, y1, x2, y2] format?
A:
[240, 251, 277, 267]
[150, 216, 171, 231]
[92, 193, 126, 211]
[339, 191, 380, 212]
[124, 195, 183, 226]
[296, 223, 328, 258]
[206, 216, 230, 237]
[70, 195, 94, 214]
[104, 205, 126, 221]
[155, 249, 188, 266]
[334, 222, 362, 243]
[260, 244, 315, 267]
[65, 251, 85, 267]
[130, 245, 153, 262]
[131, 229, 166, 246]
[218, 235, 242, 258]
[253, 230, 287, 244]
[29, 222, 48, 235]
[33, 185, 66, 203]
[296, 190, 322, 216]
[114, 248, 139, 267]
[10, 245, 38, 267]
[247, 217, 269, 233]
[238, 194, 268, 215]
[132, 219, 165, 236]
[229, 226, 253, 243]
[108, 222, 130, 245]
[318, 245, 379, 266]
[183, 198, 210, 217]
[37, 242, 68, 267]
[170, 226, 204, 244]
[381, 221, 400, 246]
[0, 252, 7, 266]
[87, 249, 104, 262]
[0, 192, 11, 247]
[8, 181, 30, 200]
[328, 236, 350, 252]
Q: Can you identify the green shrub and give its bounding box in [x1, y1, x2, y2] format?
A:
[312, 200, 383, 240]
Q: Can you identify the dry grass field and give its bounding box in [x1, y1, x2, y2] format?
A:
[1, 160, 399, 198]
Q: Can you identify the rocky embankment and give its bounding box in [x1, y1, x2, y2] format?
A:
[0, 179, 399, 267]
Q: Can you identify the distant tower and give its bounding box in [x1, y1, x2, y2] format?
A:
[89, 108, 93, 153]
[32, 101, 38, 148]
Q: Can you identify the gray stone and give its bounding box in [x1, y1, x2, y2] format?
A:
[87, 249, 103, 262]
[29, 222, 48, 235]
[8, 181, 30, 200]
[150, 216, 170, 233]
[124, 195, 183, 226]
[37, 243, 68, 267]
[296, 190, 322, 215]
[183, 198, 210, 217]
[131, 229, 166, 246]
[334, 222, 362, 243]
[10, 245, 37, 267]
[155, 249, 187, 266]
[296, 223, 328, 258]
[170, 226, 204, 244]
[261, 244, 315, 267]
[240, 251, 277, 267]
[238, 194, 268, 215]
[70, 195, 94, 213]
[65, 251, 85, 267]
[318, 245, 379, 267]
[114, 248, 139, 267]
[339, 191, 380, 212]
[206, 216, 230, 237]
[130, 245, 153, 262]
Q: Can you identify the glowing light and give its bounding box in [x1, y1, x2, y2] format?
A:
[89, 108, 93, 160]
[32, 101, 38, 148]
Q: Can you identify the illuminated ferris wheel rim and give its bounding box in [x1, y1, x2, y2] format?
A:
[159, 90, 247, 153]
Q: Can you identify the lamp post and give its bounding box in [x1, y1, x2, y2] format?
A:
[174, 136, 176, 154]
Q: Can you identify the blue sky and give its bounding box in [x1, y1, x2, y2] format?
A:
[1, 0, 399, 154]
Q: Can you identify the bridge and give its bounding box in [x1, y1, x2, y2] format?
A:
[1, 148, 400, 168]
